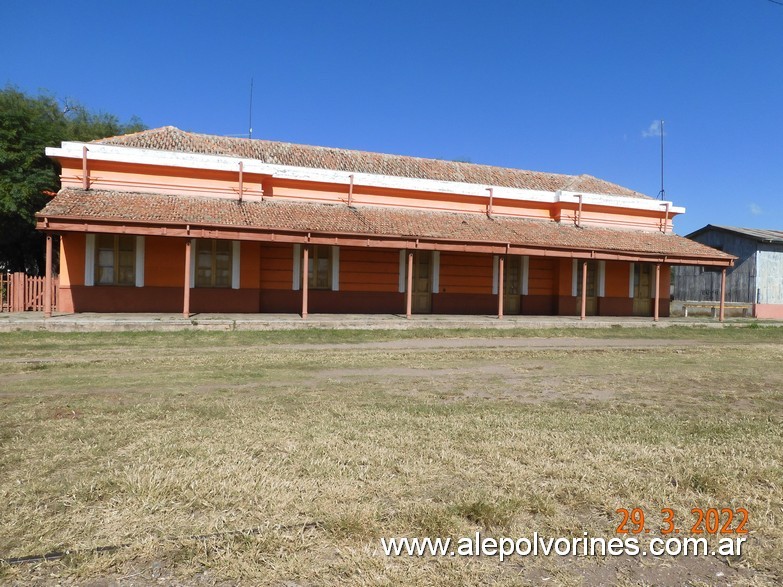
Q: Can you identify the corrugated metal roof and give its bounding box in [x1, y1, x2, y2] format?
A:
[689, 225, 783, 244]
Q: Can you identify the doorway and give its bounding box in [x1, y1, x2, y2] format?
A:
[411, 251, 432, 313]
[633, 263, 654, 316]
[503, 255, 521, 315]
[575, 260, 598, 316]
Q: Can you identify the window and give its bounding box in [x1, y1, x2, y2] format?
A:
[195, 239, 232, 288]
[95, 234, 135, 286]
[308, 245, 332, 290]
[575, 260, 598, 297]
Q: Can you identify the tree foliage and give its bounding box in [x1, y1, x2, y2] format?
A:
[0, 86, 144, 273]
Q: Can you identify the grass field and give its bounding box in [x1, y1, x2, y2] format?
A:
[1, 326, 782, 586]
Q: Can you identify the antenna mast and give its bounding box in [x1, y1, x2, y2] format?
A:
[248, 78, 254, 139]
[657, 119, 665, 200]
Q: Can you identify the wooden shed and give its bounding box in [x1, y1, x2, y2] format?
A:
[673, 225, 783, 319]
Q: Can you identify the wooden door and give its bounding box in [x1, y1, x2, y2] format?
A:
[633, 263, 653, 316]
[575, 261, 598, 316]
[503, 256, 521, 315]
[412, 251, 432, 313]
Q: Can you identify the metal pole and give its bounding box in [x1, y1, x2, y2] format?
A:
[719, 268, 726, 322]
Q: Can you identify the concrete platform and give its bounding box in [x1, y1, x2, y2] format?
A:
[0, 312, 775, 332]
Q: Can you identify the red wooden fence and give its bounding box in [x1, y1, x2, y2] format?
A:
[1, 273, 59, 312]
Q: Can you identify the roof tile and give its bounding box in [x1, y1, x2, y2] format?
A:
[94, 127, 651, 199]
[39, 188, 732, 262]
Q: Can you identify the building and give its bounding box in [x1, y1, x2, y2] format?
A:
[35, 127, 734, 319]
[673, 225, 783, 319]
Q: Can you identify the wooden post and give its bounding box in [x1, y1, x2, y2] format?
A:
[580, 261, 587, 320]
[654, 263, 661, 322]
[183, 239, 191, 318]
[406, 251, 413, 319]
[302, 245, 309, 319]
[719, 268, 726, 322]
[44, 234, 53, 318]
[497, 255, 504, 320]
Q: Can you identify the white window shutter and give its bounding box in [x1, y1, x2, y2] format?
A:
[135, 236, 145, 287]
[571, 260, 578, 297]
[331, 246, 340, 291]
[232, 241, 240, 289]
[598, 261, 606, 298]
[190, 239, 196, 288]
[431, 251, 440, 293]
[628, 263, 635, 298]
[398, 250, 406, 293]
[492, 255, 499, 295]
[292, 244, 301, 291]
[84, 234, 95, 286]
[521, 255, 529, 296]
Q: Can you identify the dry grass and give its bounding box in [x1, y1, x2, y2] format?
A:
[0, 328, 782, 585]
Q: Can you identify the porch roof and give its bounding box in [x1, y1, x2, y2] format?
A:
[37, 188, 734, 266]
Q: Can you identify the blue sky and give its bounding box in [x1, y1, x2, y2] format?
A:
[3, 0, 781, 235]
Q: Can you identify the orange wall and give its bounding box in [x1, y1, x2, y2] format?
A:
[605, 262, 630, 298]
[556, 259, 573, 296]
[60, 233, 85, 287]
[240, 242, 261, 289]
[528, 258, 557, 296]
[439, 253, 493, 294]
[145, 237, 185, 287]
[260, 243, 294, 290]
[340, 249, 399, 292]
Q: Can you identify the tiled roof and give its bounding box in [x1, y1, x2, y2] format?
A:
[39, 189, 733, 262]
[688, 225, 783, 244]
[94, 126, 651, 199]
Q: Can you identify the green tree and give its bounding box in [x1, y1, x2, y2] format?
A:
[0, 86, 144, 273]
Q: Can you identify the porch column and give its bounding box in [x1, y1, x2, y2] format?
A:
[719, 268, 726, 322]
[654, 263, 661, 322]
[580, 260, 587, 320]
[497, 255, 504, 319]
[183, 239, 191, 318]
[302, 245, 309, 319]
[44, 234, 53, 318]
[406, 251, 413, 319]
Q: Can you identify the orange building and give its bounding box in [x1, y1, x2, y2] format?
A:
[36, 127, 734, 319]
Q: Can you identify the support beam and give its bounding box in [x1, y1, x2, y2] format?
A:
[497, 255, 504, 319]
[580, 260, 587, 320]
[654, 263, 661, 322]
[406, 251, 413, 319]
[719, 268, 726, 322]
[44, 234, 53, 318]
[183, 239, 191, 318]
[302, 245, 309, 319]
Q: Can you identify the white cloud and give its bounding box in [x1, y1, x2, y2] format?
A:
[750, 203, 763, 215]
[642, 120, 665, 138]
